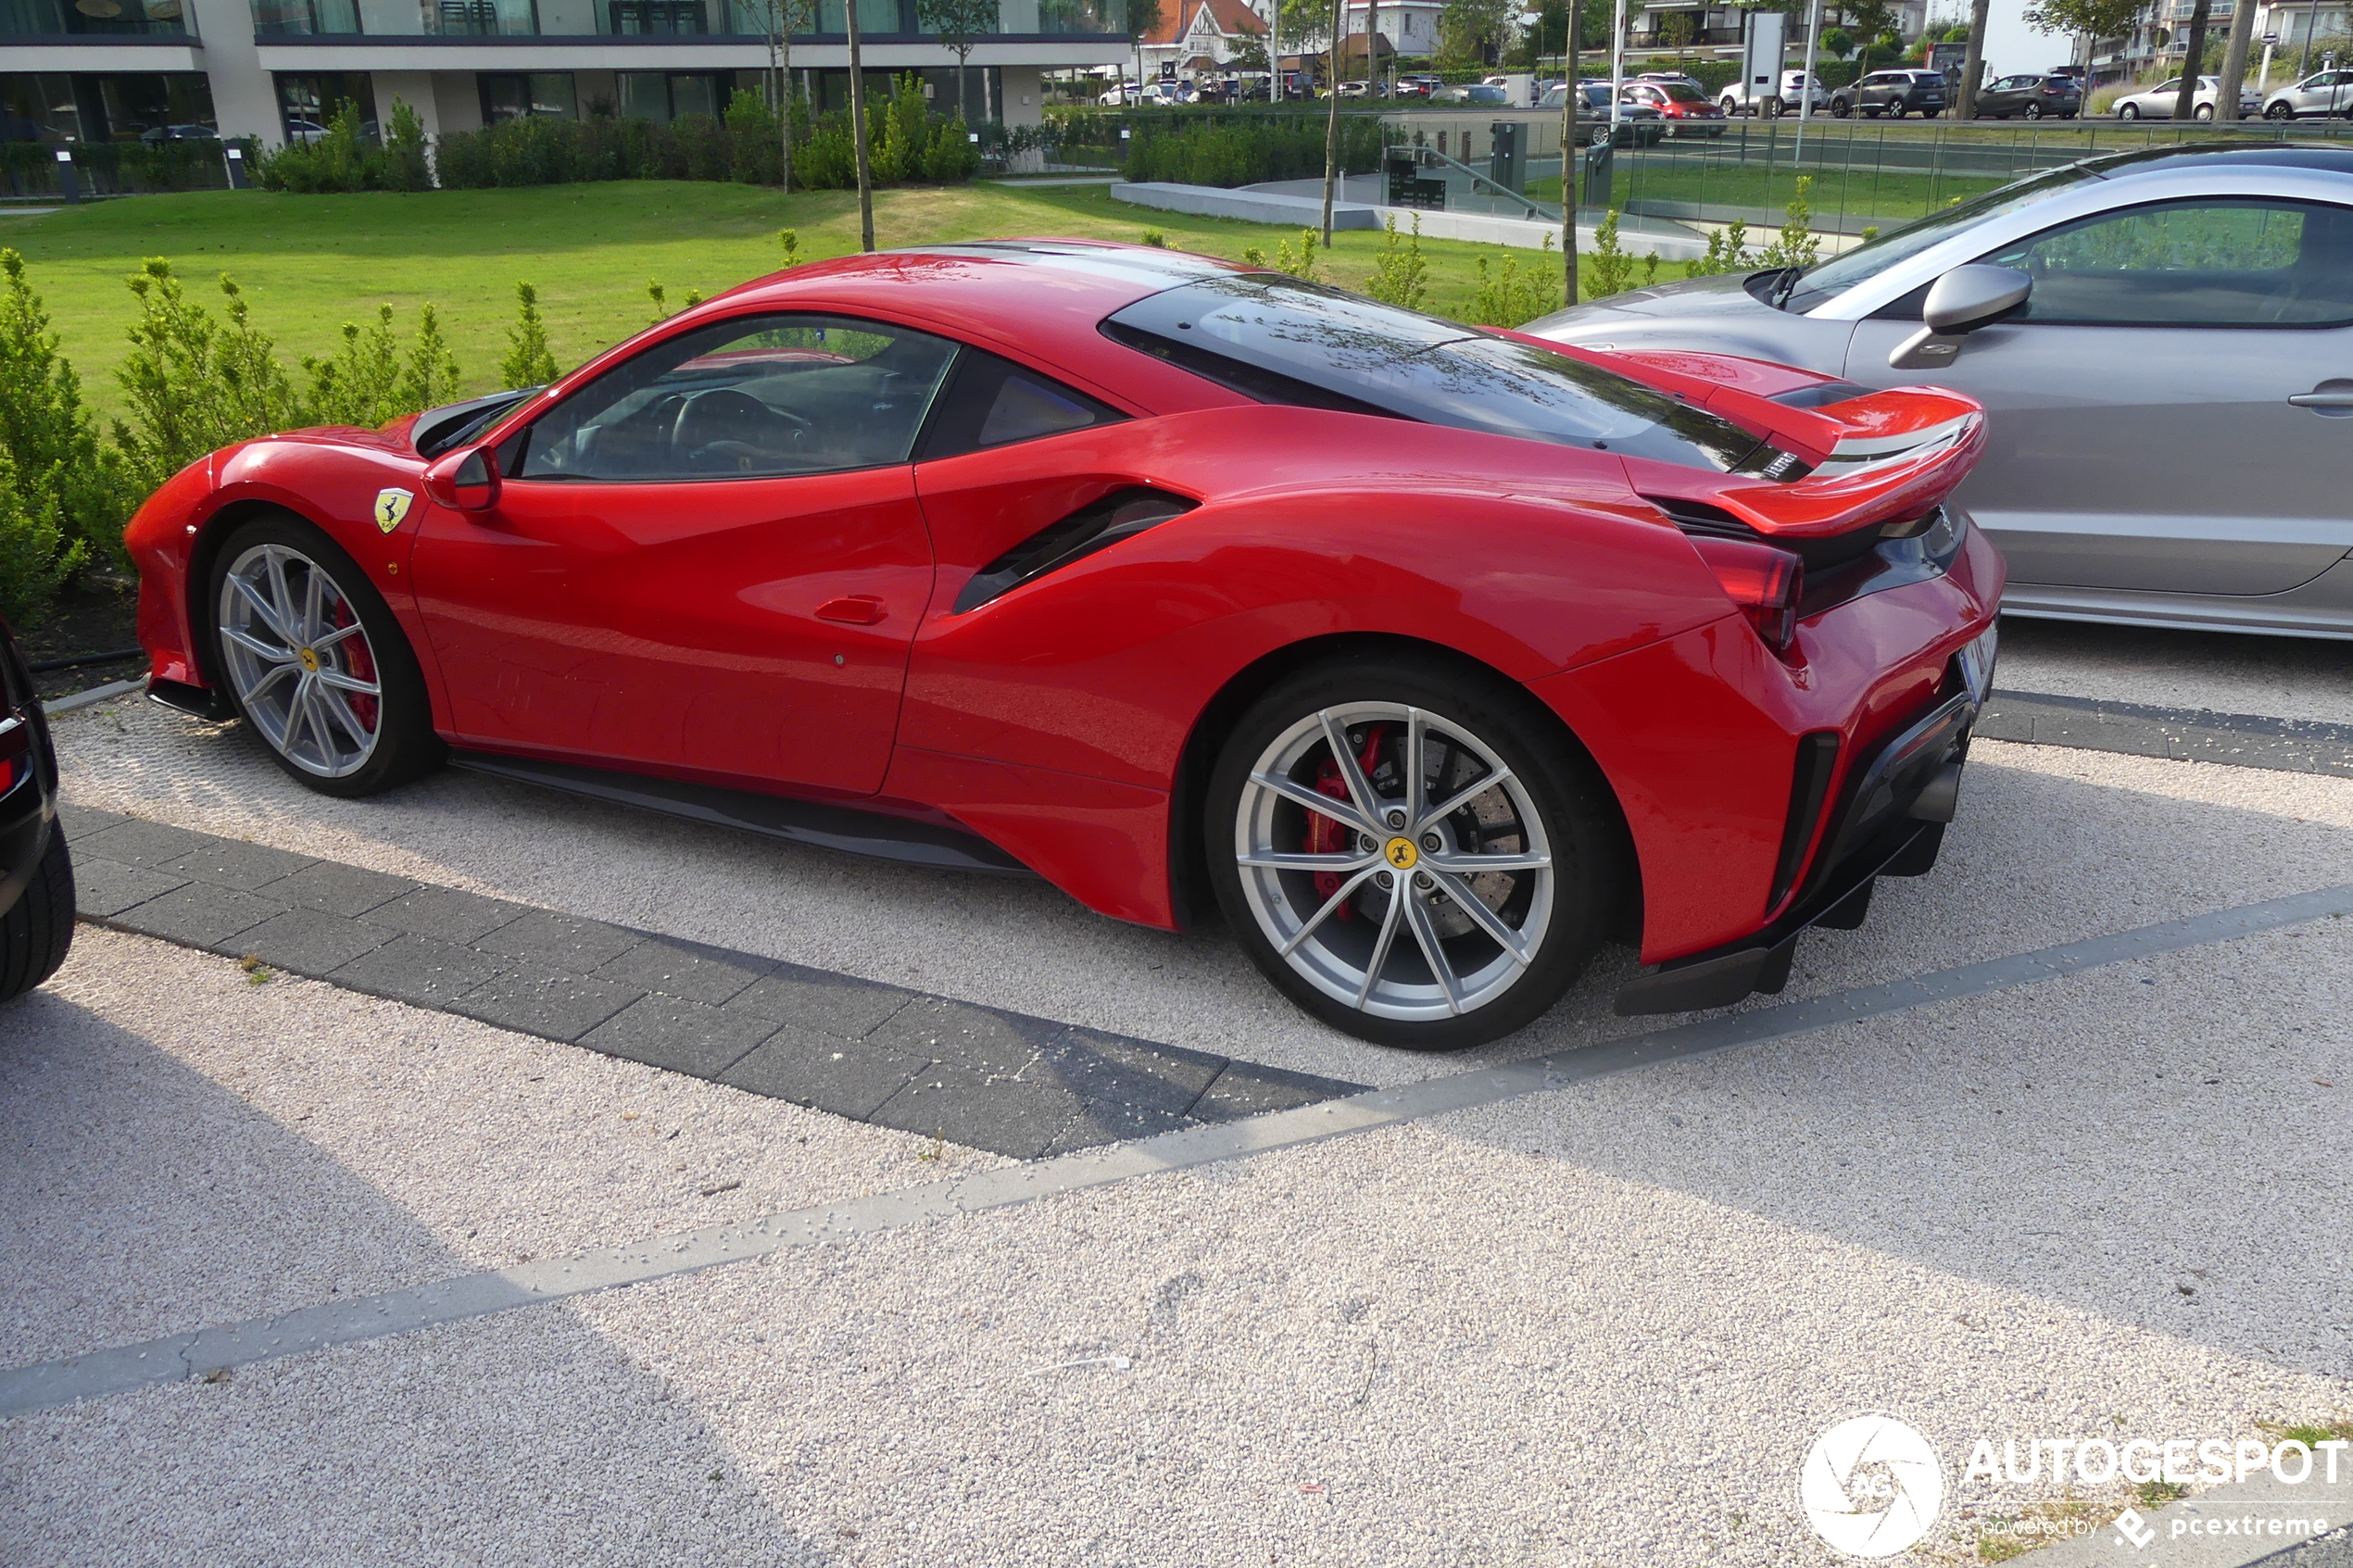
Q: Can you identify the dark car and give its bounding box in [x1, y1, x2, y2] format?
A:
[1, 617, 73, 1006]
[1431, 82, 1509, 106]
[1972, 72, 2081, 119]
[1831, 69, 1948, 118]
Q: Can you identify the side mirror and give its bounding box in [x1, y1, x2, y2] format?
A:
[1889, 264, 2032, 370]
[422, 445, 500, 512]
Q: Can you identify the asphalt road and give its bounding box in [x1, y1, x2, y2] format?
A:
[4, 620, 2349, 1566]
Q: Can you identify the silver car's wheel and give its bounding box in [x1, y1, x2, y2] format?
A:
[2119, 102, 2139, 119]
[216, 541, 384, 779]
[1231, 700, 1554, 1024]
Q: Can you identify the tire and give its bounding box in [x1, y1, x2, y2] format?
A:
[2195, 103, 2214, 120]
[207, 513, 444, 798]
[1832, 98, 1851, 118]
[2119, 101, 2139, 119]
[1205, 652, 1621, 1051]
[2267, 100, 2293, 119]
[0, 828, 74, 1005]
[2024, 103, 2044, 119]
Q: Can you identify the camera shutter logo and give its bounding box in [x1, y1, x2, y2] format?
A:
[1798, 1414, 1945, 1558]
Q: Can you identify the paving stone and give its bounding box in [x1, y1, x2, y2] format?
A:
[159, 837, 319, 892]
[55, 804, 136, 844]
[253, 860, 421, 918]
[472, 908, 644, 974]
[1043, 1099, 1204, 1158]
[1189, 1060, 1367, 1123]
[230, 910, 395, 977]
[326, 935, 515, 1009]
[869, 1063, 1088, 1160]
[1031, 1028, 1227, 1115]
[107, 883, 286, 950]
[446, 963, 642, 1044]
[719, 1027, 932, 1121]
[726, 964, 919, 1038]
[578, 994, 780, 1079]
[69, 859, 190, 920]
[357, 885, 535, 946]
[866, 996, 1066, 1075]
[594, 935, 774, 1007]
[69, 818, 208, 869]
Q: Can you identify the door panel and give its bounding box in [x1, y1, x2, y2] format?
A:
[411, 470, 932, 797]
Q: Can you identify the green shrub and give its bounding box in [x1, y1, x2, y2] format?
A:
[1364, 213, 1429, 311]
[1473, 234, 1565, 326]
[500, 282, 560, 388]
[1122, 115, 1387, 187]
[299, 303, 462, 428]
[0, 249, 127, 584]
[725, 88, 782, 186]
[0, 452, 79, 625]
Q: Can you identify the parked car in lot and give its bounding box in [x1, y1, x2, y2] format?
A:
[1622, 80, 1728, 135]
[1718, 69, 1827, 116]
[2263, 69, 2353, 119]
[1395, 73, 1443, 99]
[1971, 73, 2082, 119]
[1523, 144, 2353, 640]
[1536, 82, 1667, 144]
[1430, 82, 1509, 106]
[126, 241, 1999, 1047]
[139, 122, 220, 143]
[2111, 75, 2258, 119]
[1830, 69, 1948, 117]
[1, 616, 73, 1007]
[1633, 70, 1705, 94]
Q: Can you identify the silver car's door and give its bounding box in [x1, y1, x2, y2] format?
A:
[1843, 194, 2353, 595]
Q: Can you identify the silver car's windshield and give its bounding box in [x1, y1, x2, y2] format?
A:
[1779, 162, 2107, 313]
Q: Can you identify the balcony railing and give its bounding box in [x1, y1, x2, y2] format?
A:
[0, 0, 192, 36]
[242, 0, 1119, 33]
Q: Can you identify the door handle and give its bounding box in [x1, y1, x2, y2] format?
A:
[2290, 380, 2353, 414]
[816, 595, 887, 624]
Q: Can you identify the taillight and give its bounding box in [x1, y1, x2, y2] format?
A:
[1688, 535, 1803, 652]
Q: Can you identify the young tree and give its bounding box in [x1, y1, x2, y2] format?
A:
[1319, 0, 1342, 245]
[845, 0, 876, 250]
[1843, 0, 1895, 68]
[1126, 0, 1166, 102]
[743, 0, 811, 191]
[918, 0, 999, 123]
[2021, 0, 2151, 69]
[1439, 0, 1514, 68]
[1820, 24, 1853, 56]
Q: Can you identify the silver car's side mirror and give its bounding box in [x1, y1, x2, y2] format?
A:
[1889, 264, 2032, 370]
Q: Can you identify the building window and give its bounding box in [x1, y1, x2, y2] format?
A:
[0, 0, 191, 37]
[480, 72, 576, 120]
[607, 0, 705, 27]
[275, 71, 374, 139]
[2, 70, 213, 140]
[431, 0, 537, 30]
[617, 71, 735, 119]
[252, 0, 360, 33]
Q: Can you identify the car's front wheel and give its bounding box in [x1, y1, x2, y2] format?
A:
[0, 829, 73, 1004]
[2266, 100, 2294, 119]
[208, 514, 444, 797]
[1207, 654, 1619, 1050]
[2119, 101, 2140, 119]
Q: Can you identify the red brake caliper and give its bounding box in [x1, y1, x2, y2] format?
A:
[1304, 724, 1385, 920]
[332, 601, 379, 733]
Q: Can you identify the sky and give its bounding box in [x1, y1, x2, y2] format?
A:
[1970, 0, 2070, 79]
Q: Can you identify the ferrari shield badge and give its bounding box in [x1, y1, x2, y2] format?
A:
[373, 488, 414, 533]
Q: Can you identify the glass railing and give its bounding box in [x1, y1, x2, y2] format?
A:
[237, 0, 1117, 37]
[1, 0, 193, 35]
[251, 0, 359, 33]
[426, 0, 538, 32]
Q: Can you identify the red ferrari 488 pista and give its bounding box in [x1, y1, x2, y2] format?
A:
[128, 242, 2000, 1048]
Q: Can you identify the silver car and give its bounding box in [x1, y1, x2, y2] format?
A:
[2111, 75, 2259, 119]
[2263, 69, 2353, 119]
[1524, 144, 2353, 639]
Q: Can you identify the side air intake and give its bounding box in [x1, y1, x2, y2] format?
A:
[952, 487, 1198, 614]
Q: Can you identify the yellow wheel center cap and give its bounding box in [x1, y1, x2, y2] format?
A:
[1384, 836, 1419, 871]
[297, 647, 320, 673]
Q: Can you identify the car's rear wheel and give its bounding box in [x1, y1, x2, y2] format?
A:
[2025, 103, 2044, 119]
[208, 515, 443, 797]
[1207, 655, 1618, 1051]
[2195, 102, 2215, 120]
[0, 829, 73, 1004]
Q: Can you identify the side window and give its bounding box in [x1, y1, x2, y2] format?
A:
[513, 313, 959, 482]
[1982, 199, 2353, 326]
[917, 349, 1124, 461]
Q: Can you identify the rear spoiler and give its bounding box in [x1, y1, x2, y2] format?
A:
[1498, 333, 1988, 539]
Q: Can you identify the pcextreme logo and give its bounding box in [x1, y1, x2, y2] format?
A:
[1799, 1413, 1945, 1558]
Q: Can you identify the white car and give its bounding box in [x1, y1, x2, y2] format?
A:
[1097, 80, 1143, 106]
[2111, 75, 2258, 120]
[2262, 68, 2353, 119]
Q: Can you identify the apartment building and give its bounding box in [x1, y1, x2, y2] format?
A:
[0, 0, 1131, 146]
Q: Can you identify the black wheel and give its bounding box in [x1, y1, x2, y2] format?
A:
[2025, 103, 2044, 119]
[1832, 98, 1851, 117]
[1205, 652, 1621, 1051]
[2267, 99, 2293, 119]
[0, 829, 74, 1004]
[207, 513, 444, 798]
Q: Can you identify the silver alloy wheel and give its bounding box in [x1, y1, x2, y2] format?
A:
[1233, 701, 1554, 1022]
[216, 542, 384, 779]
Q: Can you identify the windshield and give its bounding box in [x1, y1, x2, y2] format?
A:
[1778, 160, 2107, 313]
[1103, 276, 1771, 472]
[1662, 83, 1705, 102]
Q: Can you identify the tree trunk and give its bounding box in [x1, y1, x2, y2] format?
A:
[1320, 0, 1342, 245]
[776, 9, 793, 194]
[956, 54, 969, 124]
[2173, 0, 2212, 119]
[2215, 0, 2258, 127]
[1956, 0, 1989, 119]
[1562, 0, 1578, 302]
[846, 0, 875, 251]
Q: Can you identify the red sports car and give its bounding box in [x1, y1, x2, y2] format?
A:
[127, 243, 2002, 1049]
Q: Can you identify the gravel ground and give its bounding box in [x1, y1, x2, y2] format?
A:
[1, 917, 2347, 1566]
[40, 691, 2353, 1097]
[0, 928, 1003, 1369]
[1994, 618, 2353, 726]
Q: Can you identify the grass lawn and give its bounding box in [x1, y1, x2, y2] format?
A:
[0, 180, 1625, 420]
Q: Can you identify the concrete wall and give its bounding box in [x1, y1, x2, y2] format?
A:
[433, 70, 485, 133]
[184, 0, 283, 144]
